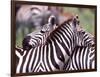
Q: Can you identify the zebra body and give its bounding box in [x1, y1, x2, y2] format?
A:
[16, 17, 86, 73]
[16, 16, 95, 73]
[16, 44, 67, 73]
[64, 46, 95, 70]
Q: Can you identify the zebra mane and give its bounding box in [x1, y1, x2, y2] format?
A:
[46, 18, 73, 42]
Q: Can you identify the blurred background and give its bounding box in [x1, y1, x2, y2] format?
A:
[15, 4, 95, 47]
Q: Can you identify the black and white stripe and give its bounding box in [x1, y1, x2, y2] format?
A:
[64, 45, 95, 70]
[22, 15, 93, 51]
[15, 16, 94, 73]
[15, 19, 76, 73]
[76, 30, 94, 47]
[63, 30, 95, 70]
[22, 15, 57, 50]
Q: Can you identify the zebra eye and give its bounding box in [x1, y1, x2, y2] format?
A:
[58, 55, 65, 62]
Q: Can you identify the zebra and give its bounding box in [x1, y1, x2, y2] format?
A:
[64, 45, 95, 71]
[22, 15, 94, 51]
[22, 15, 57, 50]
[15, 15, 94, 73]
[63, 29, 95, 70]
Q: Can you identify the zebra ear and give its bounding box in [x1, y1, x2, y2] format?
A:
[73, 15, 80, 27]
[72, 15, 81, 32]
[48, 15, 56, 25]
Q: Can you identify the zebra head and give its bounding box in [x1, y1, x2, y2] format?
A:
[22, 15, 57, 50]
[67, 15, 94, 47]
[40, 15, 57, 33]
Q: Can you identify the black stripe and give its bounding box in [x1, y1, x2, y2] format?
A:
[85, 47, 90, 69]
[54, 33, 62, 43]
[42, 46, 48, 71]
[35, 36, 42, 42]
[90, 56, 95, 69]
[82, 47, 85, 69]
[20, 50, 29, 73]
[31, 48, 38, 71]
[57, 30, 70, 50]
[84, 37, 90, 42]
[33, 46, 41, 71]
[50, 39, 60, 69]
[36, 63, 44, 72]
[31, 38, 39, 46]
[78, 47, 82, 69]
[74, 47, 79, 70]
[46, 44, 52, 71]
[61, 29, 73, 45]
[63, 24, 74, 38]
[54, 38, 65, 62]
[71, 47, 77, 70]
[60, 27, 72, 47]
[26, 49, 34, 72]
